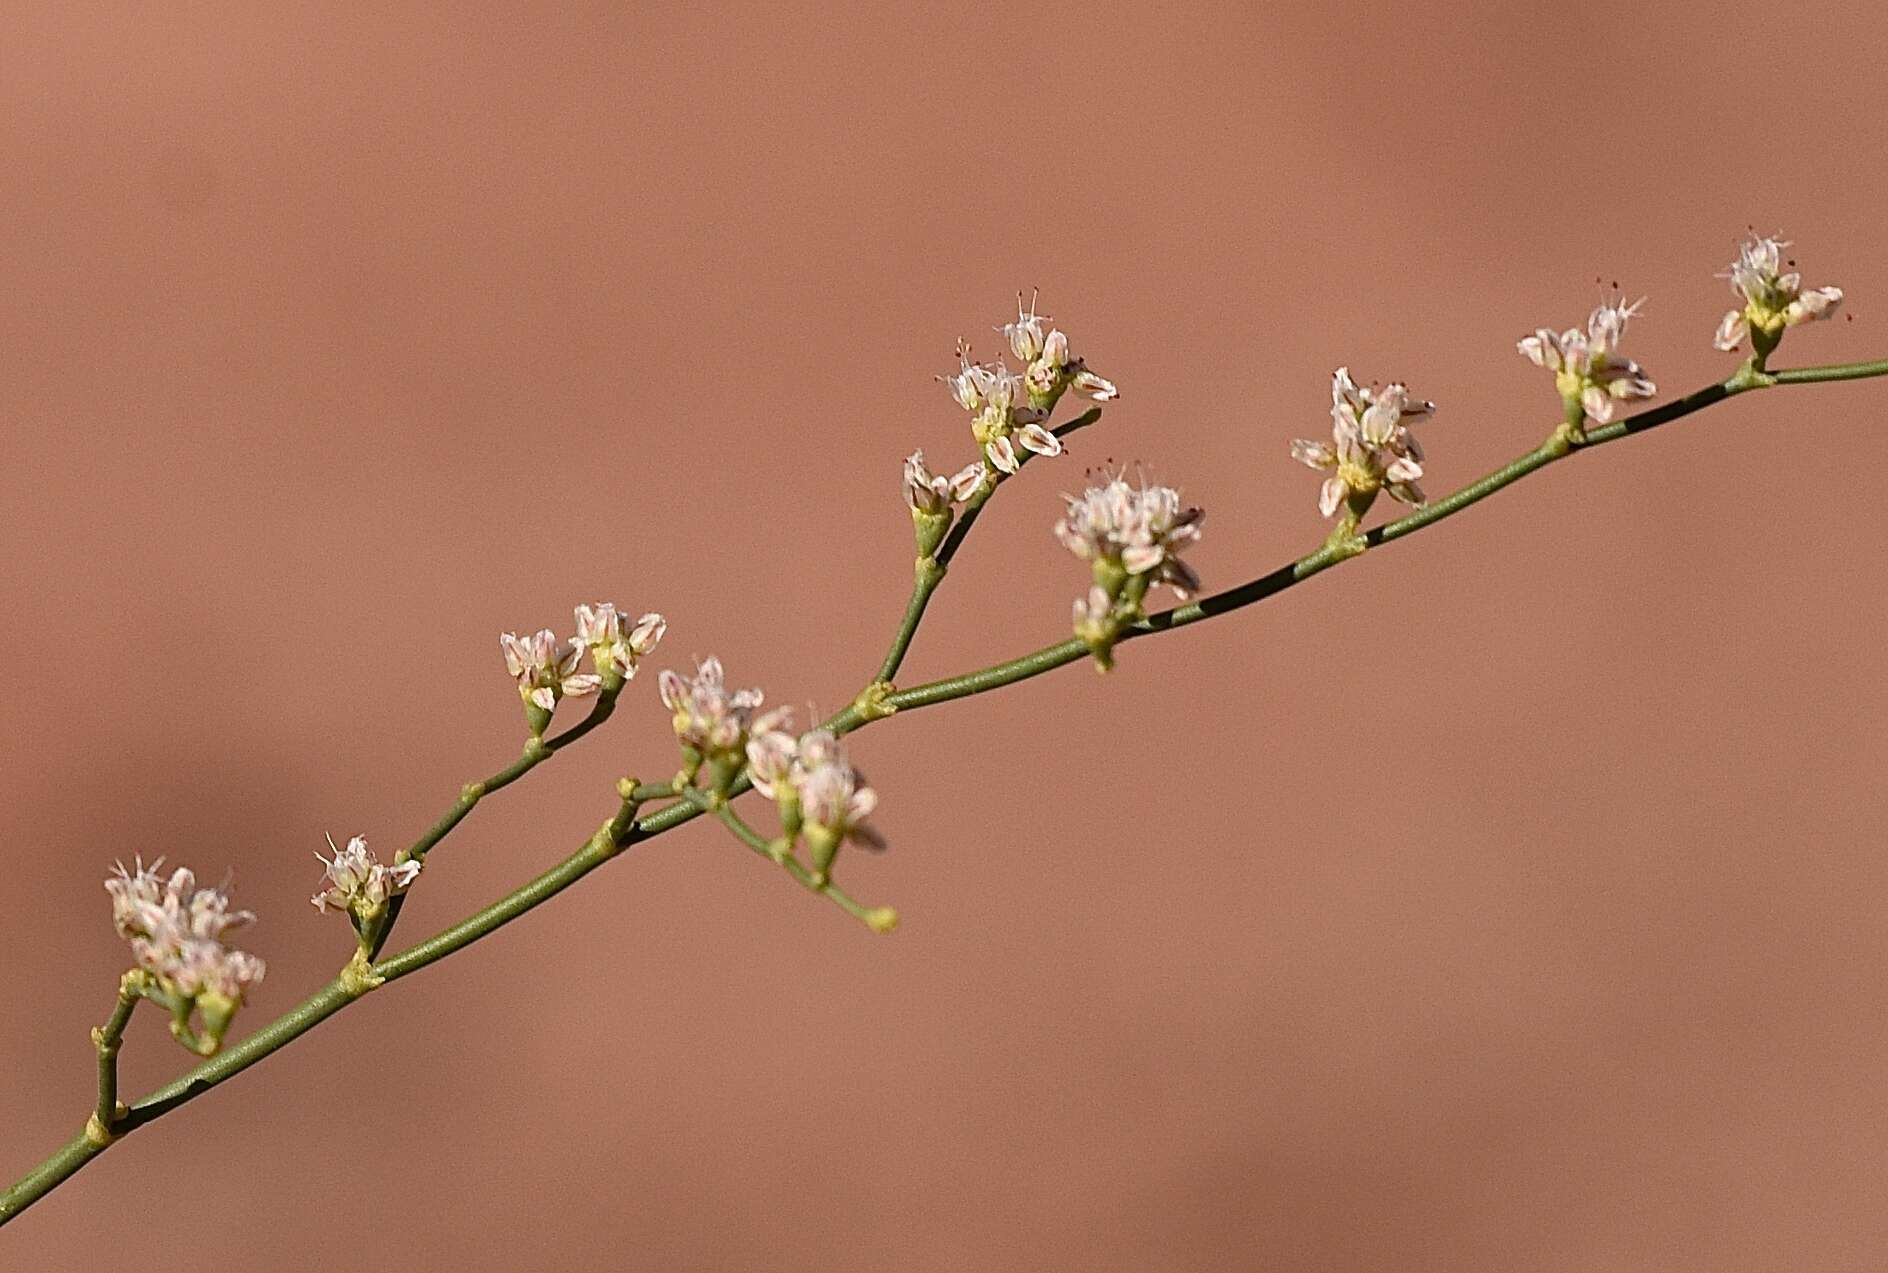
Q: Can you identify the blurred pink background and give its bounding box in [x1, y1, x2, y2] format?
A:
[5, 4, 1887, 1269]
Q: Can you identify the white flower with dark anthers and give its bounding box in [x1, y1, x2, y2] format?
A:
[902, 449, 985, 514]
[501, 629, 602, 713]
[1054, 476, 1205, 598]
[106, 861, 266, 1012]
[1022, 322, 1119, 409]
[1714, 234, 1844, 353]
[574, 603, 666, 682]
[311, 834, 421, 916]
[1002, 290, 1050, 364]
[1293, 368, 1432, 517]
[1517, 295, 1657, 424]
[657, 657, 784, 756]
[942, 340, 1063, 477]
[793, 730, 884, 854]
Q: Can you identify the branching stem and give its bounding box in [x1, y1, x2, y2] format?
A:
[7, 357, 1887, 1226]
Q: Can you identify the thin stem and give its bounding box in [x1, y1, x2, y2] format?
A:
[875, 408, 1103, 683]
[8, 356, 1887, 1227]
[369, 684, 624, 959]
[91, 980, 141, 1133]
[701, 796, 889, 929]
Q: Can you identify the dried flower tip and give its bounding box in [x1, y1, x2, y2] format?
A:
[501, 628, 602, 714]
[1714, 234, 1844, 354]
[575, 603, 666, 682]
[1516, 295, 1656, 424]
[311, 834, 421, 917]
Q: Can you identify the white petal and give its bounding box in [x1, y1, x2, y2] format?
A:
[1714, 310, 1748, 352]
[1121, 542, 1164, 575]
[1290, 439, 1336, 470]
[1018, 423, 1063, 457]
[1318, 476, 1346, 518]
[949, 462, 986, 501]
[986, 435, 1019, 474]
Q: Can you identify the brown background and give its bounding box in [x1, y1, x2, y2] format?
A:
[4, 3, 1886, 1269]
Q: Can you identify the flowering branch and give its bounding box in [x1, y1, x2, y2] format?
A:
[5, 239, 1884, 1229]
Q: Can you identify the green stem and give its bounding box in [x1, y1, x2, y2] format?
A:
[90, 980, 141, 1134]
[876, 408, 1103, 683]
[7, 357, 1886, 1227]
[695, 794, 886, 927]
[368, 683, 624, 959]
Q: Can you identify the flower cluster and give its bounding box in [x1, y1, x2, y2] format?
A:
[1002, 292, 1119, 412]
[659, 656, 786, 788]
[1290, 368, 1433, 520]
[502, 630, 597, 718]
[106, 860, 265, 1054]
[746, 723, 883, 876]
[1714, 234, 1843, 358]
[575, 603, 666, 683]
[939, 294, 1118, 481]
[311, 834, 421, 934]
[1518, 296, 1656, 426]
[945, 341, 1064, 476]
[1055, 474, 1204, 668]
[502, 601, 666, 735]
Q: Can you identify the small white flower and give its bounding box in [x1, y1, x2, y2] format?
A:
[1001, 290, 1050, 364]
[1291, 369, 1432, 516]
[1517, 296, 1656, 423]
[658, 657, 783, 757]
[1714, 234, 1844, 353]
[574, 603, 666, 682]
[501, 628, 602, 713]
[311, 834, 422, 916]
[903, 449, 984, 514]
[1020, 313, 1118, 407]
[793, 730, 883, 852]
[1055, 476, 1205, 598]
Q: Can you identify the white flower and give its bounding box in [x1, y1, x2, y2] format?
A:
[793, 730, 884, 853]
[658, 657, 784, 757]
[1292, 368, 1432, 516]
[743, 710, 801, 800]
[1517, 295, 1656, 423]
[903, 449, 985, 514]
[574, 603, 666, 682]
[1714, 234, 1844, 353]
[1001, 290, 1050, 364]
[501, 628, 602, 713]
[943, 336, 1068, 477]
[311, 834, 421, 916]
[106, 860, 266, 1023]
[1055, 476, 1204, 598]
[1020, 313, 1118, 408]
